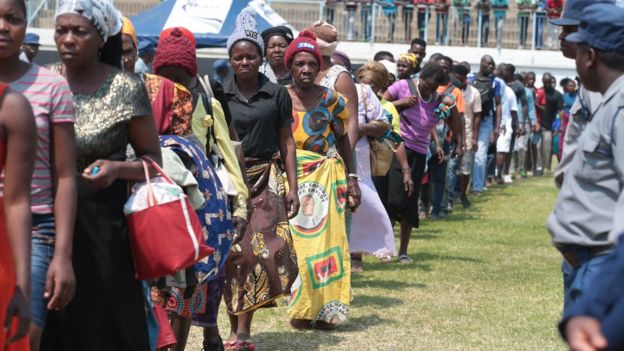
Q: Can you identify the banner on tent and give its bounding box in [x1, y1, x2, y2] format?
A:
[163, 0, 233, 34]
[248, 0, 289, 27]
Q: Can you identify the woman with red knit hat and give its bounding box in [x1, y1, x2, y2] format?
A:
[152, 26, 249, 351]
[221, 8, 300, 351]
[285, 30, 361, 330]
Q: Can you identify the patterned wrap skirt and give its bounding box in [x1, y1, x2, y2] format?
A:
[287, 148, 351, 324]
[223, 156, 299, 314]
[155, 136, 234, 327]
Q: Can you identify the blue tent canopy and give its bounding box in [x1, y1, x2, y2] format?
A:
[131, 0, 295, 49]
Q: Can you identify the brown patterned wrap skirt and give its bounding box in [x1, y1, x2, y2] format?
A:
[224, 156, 298, 314]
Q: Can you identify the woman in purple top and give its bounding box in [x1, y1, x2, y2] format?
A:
[381, 63, 458, 264]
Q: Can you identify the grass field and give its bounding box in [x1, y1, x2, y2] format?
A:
[187, 176, 566, 350]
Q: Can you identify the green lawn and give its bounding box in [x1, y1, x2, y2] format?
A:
[187, 176, 565, 350]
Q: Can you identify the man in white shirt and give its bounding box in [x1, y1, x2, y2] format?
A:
[495, 64, 518, 184]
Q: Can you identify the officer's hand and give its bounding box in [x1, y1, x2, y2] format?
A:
[565, 316, 607, 351]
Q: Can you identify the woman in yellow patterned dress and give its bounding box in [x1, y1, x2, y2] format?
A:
[284, 31, 361, 330]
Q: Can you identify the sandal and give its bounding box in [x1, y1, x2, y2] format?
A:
[237, 340, 256, 351]
[351, 258, 364, 273]
[398, 255, 413, 264]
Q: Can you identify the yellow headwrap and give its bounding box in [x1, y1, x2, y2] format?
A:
[398, 53, 419, 70]
[121, 16, 138, 49]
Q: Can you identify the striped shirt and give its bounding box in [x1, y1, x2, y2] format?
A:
[3, 65, 75, 214]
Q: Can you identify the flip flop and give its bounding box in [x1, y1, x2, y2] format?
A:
[398, 255, 413, 264]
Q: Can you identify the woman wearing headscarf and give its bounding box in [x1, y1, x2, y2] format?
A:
[260, 25, 294, 85]
[306, 20, 359, 152]
[121, 16, 138, 73]
[0, 83, 37, 351]
[152, 27, 248, 351]
[0, 1, 77, 349]
[285, 31, 361, 330]
[41, 1, 162, 350]
[222, 10, 299, 351]
[396, 53, 419, 80]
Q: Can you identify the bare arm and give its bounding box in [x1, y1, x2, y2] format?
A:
[335, 73, 359, 150]
[278, 125, 299, 218]
[511, 110, 518, 131]
[472, 111, 481, 150]
[82, 115, 162, 187]
[47, 123, 77, 309]
[359, 120, 390, 139]
[336, 133, 361, 210]
[3, 91, 36, 341]
[494, 96, 502, 131]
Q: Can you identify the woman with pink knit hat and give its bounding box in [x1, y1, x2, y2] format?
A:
[285, 30, 361, 330]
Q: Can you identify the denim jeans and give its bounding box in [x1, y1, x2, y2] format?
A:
[461, 14, 471, 44]
[403, 7, 414, 40]
[519, 15, 529, 46]
[481, 14, 490, 45]
[442, 155, 459, 211]
[535, 13, 546, 49]
[345, 5, 357, 41]
[361, 4, 373, 41]
[472, 116, 493, 192]
[494, 14, 505, 48]
[417, 11, 429, 39]
[31, 213, 56, 327]
[386, 12, 396, 42]
[429, 155, 447, 215]
[436, 12, 448, 44]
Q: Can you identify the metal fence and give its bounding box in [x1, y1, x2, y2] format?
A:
[269, 1, 561, 50]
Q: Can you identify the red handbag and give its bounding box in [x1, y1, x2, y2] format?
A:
[126, 157, 213, 280]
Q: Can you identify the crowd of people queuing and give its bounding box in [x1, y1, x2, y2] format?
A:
[325, 0, 564, 49]
[0, 0, 623, 350]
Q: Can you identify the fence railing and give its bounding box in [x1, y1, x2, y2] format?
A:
[270, 1, 561, 50]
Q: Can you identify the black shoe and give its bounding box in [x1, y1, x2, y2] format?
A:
[460, 196, 471, 208]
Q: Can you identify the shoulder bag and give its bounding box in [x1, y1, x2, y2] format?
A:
[361, 85, 395, 176]
[125, 157, 214, 280]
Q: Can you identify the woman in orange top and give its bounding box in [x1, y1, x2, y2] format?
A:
[0, 83, 36, 350]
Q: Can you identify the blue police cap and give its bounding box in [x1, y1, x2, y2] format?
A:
[550, 0, 614, 26]
[212, 59, 229, 71]
[565, 3, 624, 54]
[23, 33, 40, 45]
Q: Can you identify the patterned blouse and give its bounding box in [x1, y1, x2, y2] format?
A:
[72, 70, 151, 170]
[291, 87, 349, 155]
